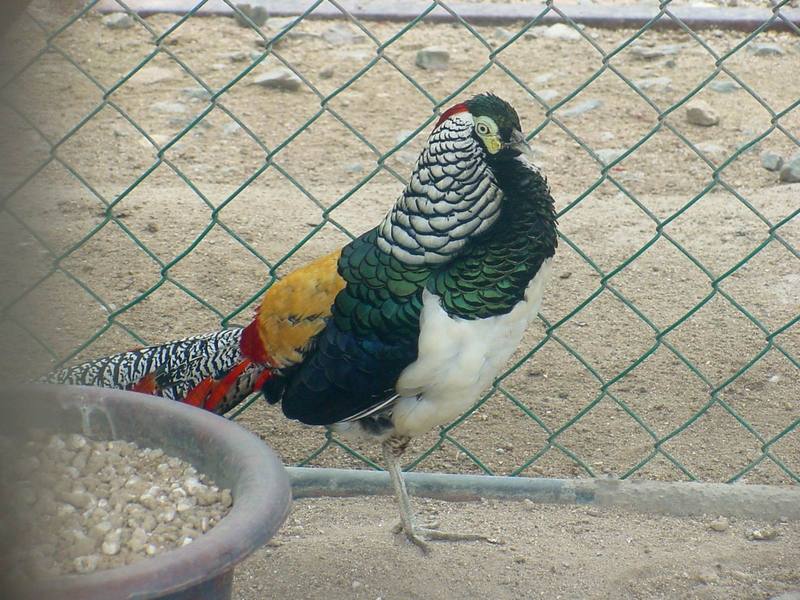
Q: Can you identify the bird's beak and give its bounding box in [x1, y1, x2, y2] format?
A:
[507, 129, 534, 161]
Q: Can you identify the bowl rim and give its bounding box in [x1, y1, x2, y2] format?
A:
[11, 384, 291, 600]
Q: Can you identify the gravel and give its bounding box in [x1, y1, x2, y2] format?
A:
[1, 431, 232, 578]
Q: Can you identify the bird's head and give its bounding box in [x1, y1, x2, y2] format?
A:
[434, 93, 534, 163]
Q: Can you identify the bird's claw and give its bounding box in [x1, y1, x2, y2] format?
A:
[391, 520, 501, 553]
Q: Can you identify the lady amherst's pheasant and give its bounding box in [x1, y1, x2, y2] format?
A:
[47, 93, 558, 550]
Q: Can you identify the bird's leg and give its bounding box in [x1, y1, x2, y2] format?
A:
[382, 440, 499, 552]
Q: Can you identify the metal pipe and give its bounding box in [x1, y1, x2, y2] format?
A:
[287, 467, 800, 521]
[94, 0, 800, 32]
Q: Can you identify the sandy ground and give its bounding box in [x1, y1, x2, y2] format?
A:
[0, 3, 798, 598]
[232, 496, 800, 600]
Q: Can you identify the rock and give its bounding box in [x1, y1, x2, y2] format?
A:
[709, 80, 740, 93]
[595, 148, 624, 164]
[748, 43, 783, 56]
[635, 76, 672, 92]
[233, 3, 268, 27]
[322, 23, 366, 46]
[182, 87, 211, 101]
[779, 155, 800, 183]
[152, 101, 188, 115]
[533, 73, 554, 85]
[536, 89, 559, 102]
[746, 526, 778, 540]
[221, 51, 248, 63]
[630, 43, 682, 59]
[493, 28, 514, 43]
[318, 66, 335, 79]
[696, 142, 726, 161]
[345, 163, 364, 174]
[102, 13, 135, 30]
[541, 23, 582, 41]
[685, 100, 719, 126]
[708, 516, 730, 531]
[561, 99, 602, 118]
[223, 122, 241, 136]
[395, 130, 416, 146]
[760, 150, 784, 172]
[691, 567, 720, 584]
[416, 47, 450, 70]
[73, 554, 100, 574]
[252, 68, 302, 91]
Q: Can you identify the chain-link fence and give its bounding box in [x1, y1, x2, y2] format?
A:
[1, 0, 798, 485]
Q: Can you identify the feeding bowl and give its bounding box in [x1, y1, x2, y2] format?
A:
[1, 384, 291, 600]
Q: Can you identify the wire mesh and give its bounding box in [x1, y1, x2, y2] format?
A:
[1, 0, 797, 484]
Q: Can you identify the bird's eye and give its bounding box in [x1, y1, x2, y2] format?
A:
[476, 122, 490, 136]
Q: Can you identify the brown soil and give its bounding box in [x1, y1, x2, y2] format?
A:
[0, 4, 798, 598]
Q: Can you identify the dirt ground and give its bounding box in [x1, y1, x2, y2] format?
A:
[0, 3, 798, 598]
[233, 496, 800, 600]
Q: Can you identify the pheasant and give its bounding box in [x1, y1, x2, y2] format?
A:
[46, 93, 558, 550]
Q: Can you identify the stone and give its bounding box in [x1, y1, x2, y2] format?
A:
[233, 3, 268, 28]
[345, 163, 364, 174]
[223, 122, 241, 136]
[696, 142, 726, 160]
[635, 76, 672, 92]
[595, 148, 624, 164]
[182, 87, 212, 101]
[536, 89, 559, 102]
[760, 150, 784, 172]
[779, 155, 800, 183]
[708, 516, 730, 531]
[561, 99, 602, 118]
[152, 101, 188, 115]
[318, 66, 335, 79]
[322, 23, 366, 46]
[630, 43, 682, 59]
[685, 100, 719, 126]
[252, 68, 302, 91]
[746, 526, 778, 540]
[102, 13, 135, 30]
[709, 80, 740, 93]
[748, 43, 783, 56]
[493, 28, 514, 43]
[416, 47, 450, 70]
[541, 23, 582, 41]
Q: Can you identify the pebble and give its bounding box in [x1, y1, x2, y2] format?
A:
[223, 122, 242, 136]
[252, 68, 302, 91]
[747, 526, 778, 540]
[709, 80, 740, 94]
[561, 99, 603, 118]
[779, 155, 800, 183]
[696, 142, 726, 161]
[345, 163, 364, 174]
[595, 148, 624, 164]
[760, 150, 784, 172]
[152, 101, 188, 115]
[635, 76, 672, 93]
[691, 567, 720, 584]
[318, 66, 335, 79]
[708, 516, 729, 531]
[73, 554, 100, 574]
[416, 47, 450, 70]
[322, 23, 366, 46]
[748, 43, 783, 56]
[540, 23, 582, 41]
[685, 100, 719, 126]
[630, 43, 682, 59]
[102, 13, 135, 30]
[233, 3, 268, 27]
[536, 89, 559, 103]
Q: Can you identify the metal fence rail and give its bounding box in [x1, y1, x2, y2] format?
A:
[1, 0, 797, 484]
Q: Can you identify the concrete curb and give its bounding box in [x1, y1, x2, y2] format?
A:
[95, 0, 800, 32]
[287, 467, 800, 521]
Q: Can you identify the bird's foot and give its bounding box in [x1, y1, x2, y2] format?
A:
[391, 520, 501, 553]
